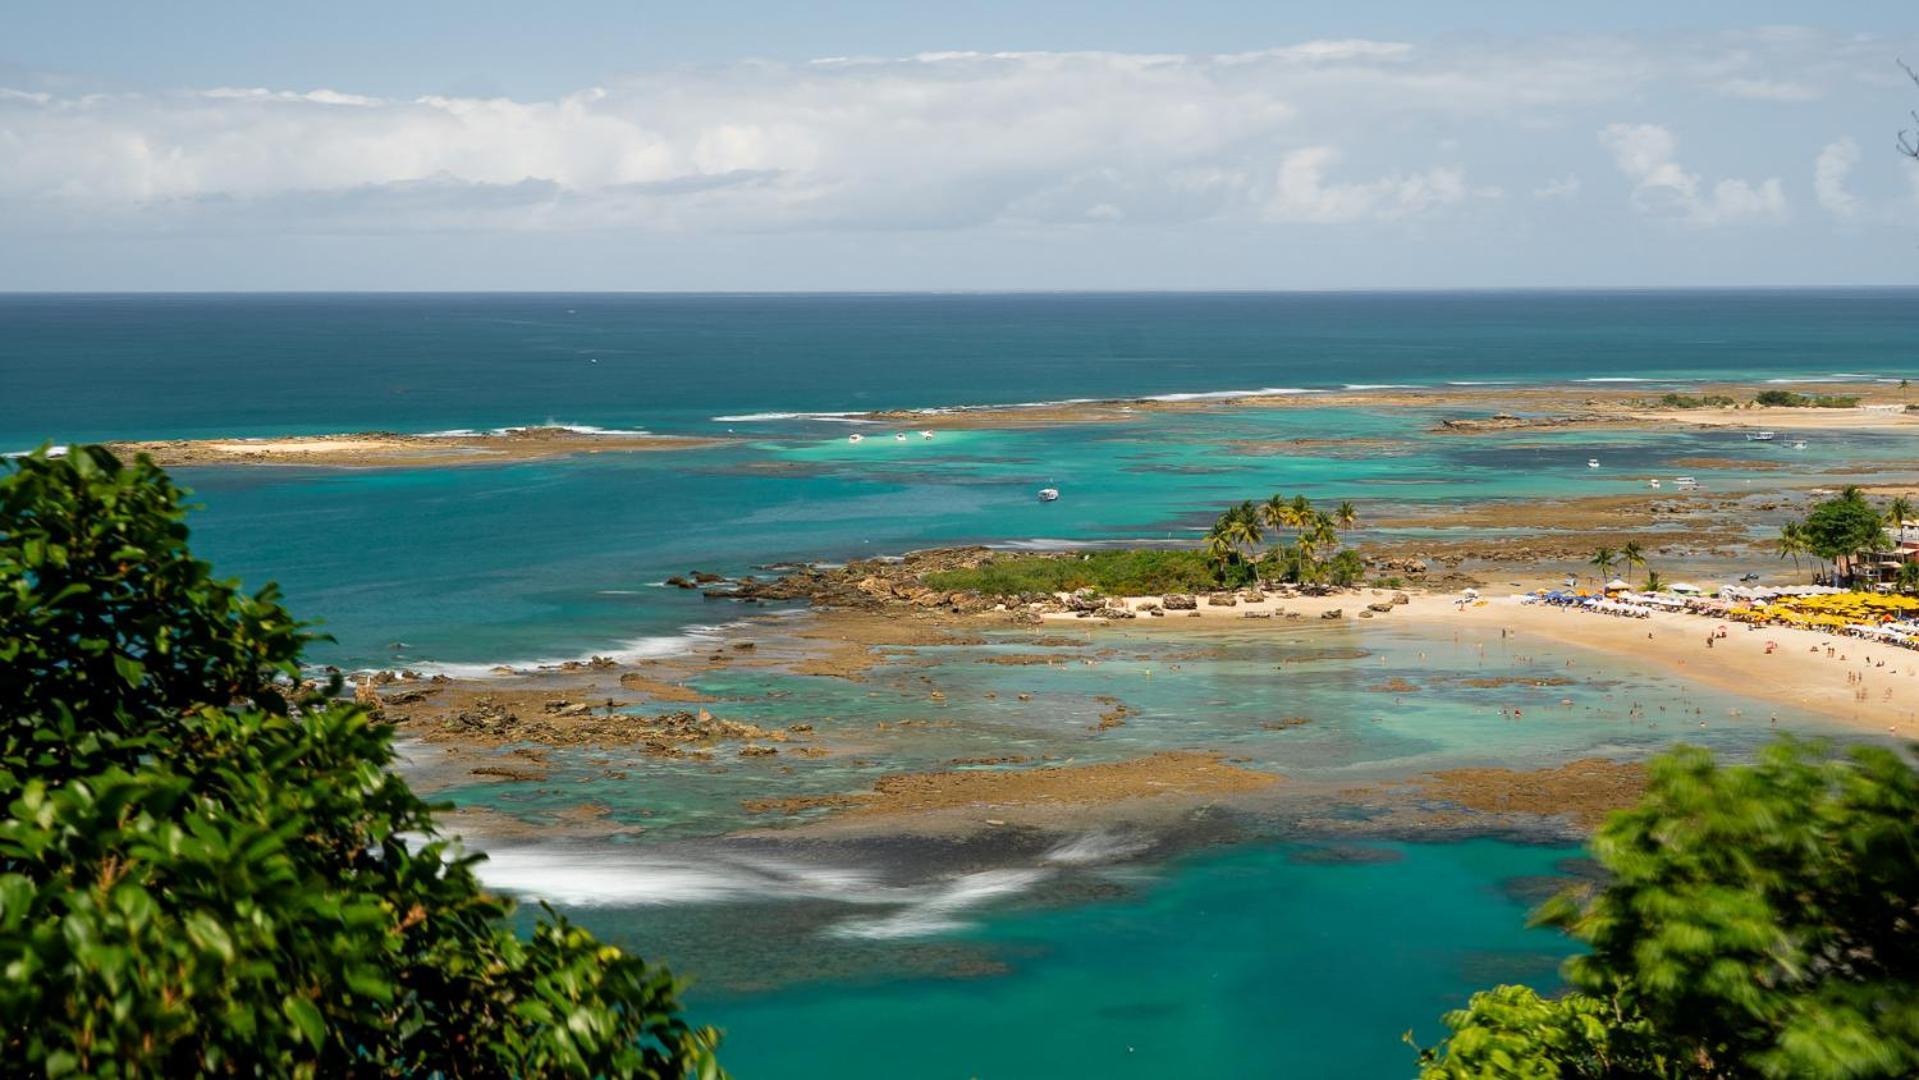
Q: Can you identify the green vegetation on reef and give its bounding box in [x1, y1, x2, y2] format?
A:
[925, 493, 1364, 597]
[0, 447, 722, 1078]
[1413, 738, 1919, 1079]
[1654, 393, 1737, 409]
[1204, 494, 1362, 586]
[1753, 389, 1860, 408]
[924, 548, 1221, 596]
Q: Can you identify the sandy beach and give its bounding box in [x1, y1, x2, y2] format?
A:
[108, 426, 726, 468]
[1041, 585, 1919, 735]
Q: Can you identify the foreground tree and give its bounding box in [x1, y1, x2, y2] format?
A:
[1414, 738, 1919, 1079]
[0, 447, 722, 1077]
[1791, 488, 1892, 585]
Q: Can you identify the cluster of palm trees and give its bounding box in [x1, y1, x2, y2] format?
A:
[1776, 489, 1918, 591]
[1203, 494, 1360, 585]
[1587, 541, 1649, 586]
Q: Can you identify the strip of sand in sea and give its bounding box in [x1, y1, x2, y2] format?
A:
[106, 426, 727, 468]
[853, 381, 1919, 432]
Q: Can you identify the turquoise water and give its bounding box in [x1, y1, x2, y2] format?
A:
[685, 839, 1583, 1080]
[7, 292, 1915, 1076]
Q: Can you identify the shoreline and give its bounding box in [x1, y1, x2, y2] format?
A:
[844, 379, 1919, 431]
[105, 425, 727, 468]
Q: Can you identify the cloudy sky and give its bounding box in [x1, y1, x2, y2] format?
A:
[6, 1, 1919, 289]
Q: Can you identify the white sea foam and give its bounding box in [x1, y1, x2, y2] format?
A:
[1576, 377, 1651, 383]
[710, 410, 873, 423]
[476, 846, 1050, 940]
[826, 869, 1052, 941]
[470, 825, 1156, 940]
[1043, 830, 1153, 866]
[392, 623, 735, 679]
[3, 445, 68, 458]
[476, 848, 890, 907]
[1140, 386, 1314, 402]
[714, 387, 1316, 422]
[1342, 383, 1419, 391]
[418, 422, 652, 437]
[1445, 380, 1512, 386]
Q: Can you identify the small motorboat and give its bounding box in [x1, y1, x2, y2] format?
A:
[1746, 430, 1777, 442]
[847, 433, 864, 443]
[1587, 458, 1600, 469]
[1791, 440, 1807, 450]
[894, 432, 907, 441]
[1674, 475, 1697, 487]
[920, 430, 935, 440]
[1648, 479, 1661, 488]
[1037, 488, 1060, 503]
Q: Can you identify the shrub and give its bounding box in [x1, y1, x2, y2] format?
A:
[0, 447, 722, 1077]
[1656, 393, 1736, 409]
[1414, 739, 1919, 1078]
[925, 548, 1222, 596]
[1754, 389, 1859, 408]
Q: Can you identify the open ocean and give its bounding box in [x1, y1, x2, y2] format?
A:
[5, 290, 1914, 1076]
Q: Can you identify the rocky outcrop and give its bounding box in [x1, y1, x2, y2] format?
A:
[1435, 413, 1627, 433]
[1162, 594, 1198, 610]
[438, 700, 796, 752]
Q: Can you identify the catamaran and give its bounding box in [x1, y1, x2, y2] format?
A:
[1746, 430, 1777, 442]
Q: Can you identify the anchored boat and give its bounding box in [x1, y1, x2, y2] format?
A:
[1037, 488, 1060, 502]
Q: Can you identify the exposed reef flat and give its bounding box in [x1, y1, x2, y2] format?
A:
[739, 751, 1279, 824]
[854, 381, 1919, 432]
[108, 426, 726, 468]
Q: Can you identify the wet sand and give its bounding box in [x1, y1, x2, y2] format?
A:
[109, 426, 725, 468]
[1437, 597, 1919, 734]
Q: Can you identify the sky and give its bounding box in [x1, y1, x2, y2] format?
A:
[5, 1, 1919, 290]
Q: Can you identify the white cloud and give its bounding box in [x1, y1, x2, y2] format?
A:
[1532, 175, 1582, 200]
[0, 31, 1894, 240]
[1813, 138, 1860, 219]
[1714, 78, 1820, 102]
[1598, 122, 1786, 226]
[1262, 147, 1484, 223]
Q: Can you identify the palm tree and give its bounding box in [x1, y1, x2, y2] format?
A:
[1203, 529, 1238, 584]
[1259, 494, 1296, 534]
[1776, 521, 1806, 574]
[1589, 546, 1618, 585]
[1218, 503, 1263, 561]
[1886, 495, 1914, 536]
[1619, 540, 1646, 582]
[1333, 501, 1358, 530]
[1644, 569, 1666, 593]
[1899, 561, 1919, 596]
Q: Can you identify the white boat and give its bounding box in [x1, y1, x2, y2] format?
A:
[1746, 431, 1777, 442]
[1037, 488, 1060, 502]
[920, 430, 935, 439]
[1587, 458, 1600, 468]
[1648, 479, 1661, 488]
[847, 433, 864, 443]
[1674, 475, 1697, 487]
[894, 432, 907, 441]
[1791, 440, 1807, 450]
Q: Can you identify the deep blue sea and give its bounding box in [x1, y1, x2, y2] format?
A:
[5, 291, 1914, 1076]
